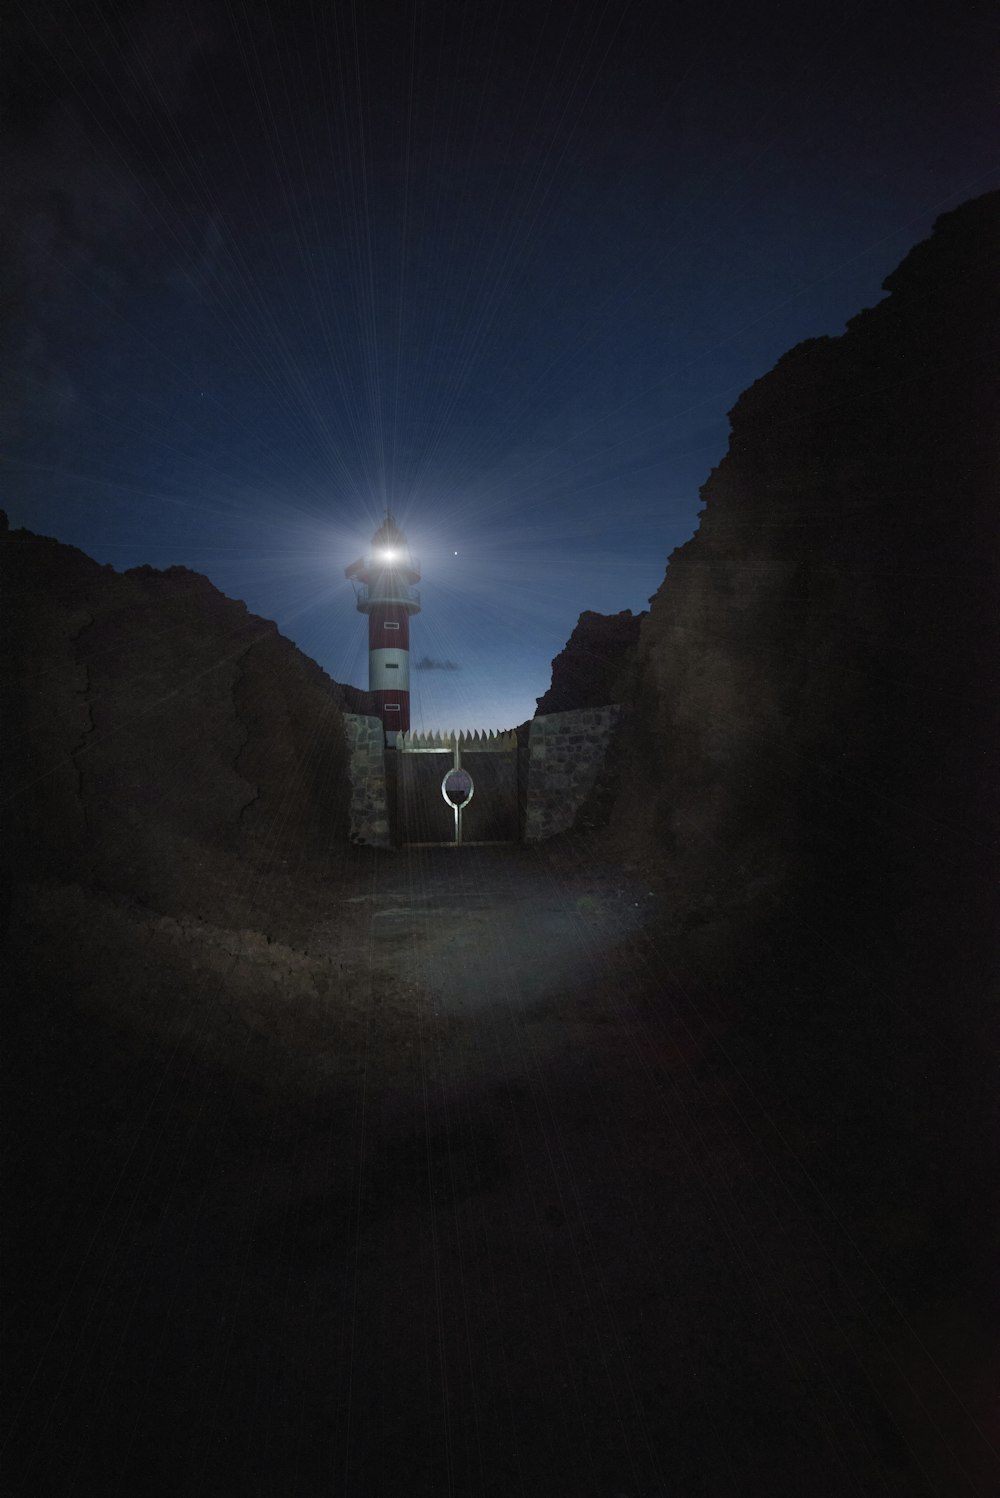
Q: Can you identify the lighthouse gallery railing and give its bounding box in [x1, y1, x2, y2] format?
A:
[353, 581, 421, 610]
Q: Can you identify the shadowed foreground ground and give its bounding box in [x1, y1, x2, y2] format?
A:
[5, 844, 996, 1497]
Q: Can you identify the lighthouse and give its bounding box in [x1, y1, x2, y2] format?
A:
[345, 514, 421, 743]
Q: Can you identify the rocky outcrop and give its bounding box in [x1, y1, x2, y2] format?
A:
[598, 201, 999, 1481]
[535, 608, 645, 716]
[615, 192, 999, 987]
[0, 517, 366, 922]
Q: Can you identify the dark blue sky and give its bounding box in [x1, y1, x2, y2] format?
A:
[4, 0, 998, 728]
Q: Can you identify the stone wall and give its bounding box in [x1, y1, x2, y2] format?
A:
[524, 706, 622, 842]
[344, 714, 390, 846]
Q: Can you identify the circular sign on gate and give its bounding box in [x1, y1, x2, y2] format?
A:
[441, 768, 474, 809]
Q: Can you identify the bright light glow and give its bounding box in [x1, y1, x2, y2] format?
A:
[379, 549, 397, 561]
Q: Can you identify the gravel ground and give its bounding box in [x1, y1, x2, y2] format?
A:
[4, 844, 995, 1496]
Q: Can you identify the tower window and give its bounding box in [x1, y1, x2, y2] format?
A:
[386, 663, 399, 670]
[385, 704, 400, 711]
[383, 621, 400, 631]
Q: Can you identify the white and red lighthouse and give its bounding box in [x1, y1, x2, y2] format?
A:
[345, 514, 421, 742]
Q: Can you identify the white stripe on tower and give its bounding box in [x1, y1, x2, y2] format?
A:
[368, 647, 409, 691]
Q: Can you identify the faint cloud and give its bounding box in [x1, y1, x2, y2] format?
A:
[170, 212, 226, 298]
[121, 2, 217, 116]
[415, 656, 461, 672]
[0, 3, 218, 440]
[0, 109, 139, 438]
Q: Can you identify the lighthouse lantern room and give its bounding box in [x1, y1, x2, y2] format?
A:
[345, 515, 421, 743]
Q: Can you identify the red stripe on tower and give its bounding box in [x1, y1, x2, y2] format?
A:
[344, 515, 421, 741]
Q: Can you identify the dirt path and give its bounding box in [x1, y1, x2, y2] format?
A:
[6, 846, 991, 1496]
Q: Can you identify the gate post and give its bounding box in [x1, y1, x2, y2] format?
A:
[454, 734, 462, 846]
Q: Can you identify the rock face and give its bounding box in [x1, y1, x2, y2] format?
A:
[535, 608, 645, 716]
[601, 201, 999, 1472]
[616, 191, 999, 985]
[0, 518, 367, 921]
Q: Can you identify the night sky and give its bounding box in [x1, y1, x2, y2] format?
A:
[4, 0, 998, 730]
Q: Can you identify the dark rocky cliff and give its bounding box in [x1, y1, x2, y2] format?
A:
[0, 516, 368, 922]
[616, 191, 999, 983]
[535, 607, 645, 715]
[599, 194, 1000, 1482]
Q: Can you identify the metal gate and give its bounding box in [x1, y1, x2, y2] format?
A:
[395, 730, 519, 845]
